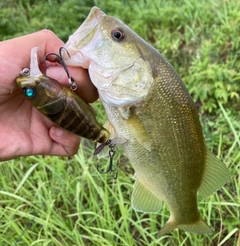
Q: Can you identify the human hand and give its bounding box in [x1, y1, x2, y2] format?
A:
[0, 30, 98, 161]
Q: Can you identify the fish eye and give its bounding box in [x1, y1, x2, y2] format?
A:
[23, 88, 35, 98]
[111, 29, 125, 41]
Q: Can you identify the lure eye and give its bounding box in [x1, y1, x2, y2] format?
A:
[23, 88, 35, 98]
[111, 29, 125, 41]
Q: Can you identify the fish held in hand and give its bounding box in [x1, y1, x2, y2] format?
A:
[16, 47, 110, 143]
[63, 7, 230, 236]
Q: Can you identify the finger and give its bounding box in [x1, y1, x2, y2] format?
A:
[46, 66, 98, 103]
[49, 125, 80, 156]
[3, 30, 63, 66]
[1, 30, 64, 84]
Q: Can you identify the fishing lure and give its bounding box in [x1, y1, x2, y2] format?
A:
[16, 47, 110, 143]
[16, 47, 119, 178]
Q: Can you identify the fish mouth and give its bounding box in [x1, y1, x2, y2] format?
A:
[79, 6, 105, 30]
[63, 7, 106, 68]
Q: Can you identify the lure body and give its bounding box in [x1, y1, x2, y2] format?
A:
[16, 74, 110, 143]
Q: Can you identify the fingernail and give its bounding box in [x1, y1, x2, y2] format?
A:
[51, 126, 64, 137]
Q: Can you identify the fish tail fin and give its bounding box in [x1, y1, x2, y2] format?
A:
[157, 219, 178, 238]
[178, 218, 213, 234]
[157, 217, 212, 238]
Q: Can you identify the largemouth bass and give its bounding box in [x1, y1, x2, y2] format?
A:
[16, 47, 110, 143]
[63, 7, 229, 236]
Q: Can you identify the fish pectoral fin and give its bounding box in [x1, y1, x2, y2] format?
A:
[126, 113, 151, 151]
[157, 217, 212, 237]
[198, 150, 230, 198]
[131, 177, 162, 213]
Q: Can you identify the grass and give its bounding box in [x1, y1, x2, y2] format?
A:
[0, 0, 240, 245]
[0, 103, 239, 245]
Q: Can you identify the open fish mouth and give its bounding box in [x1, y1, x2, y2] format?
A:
[63, 7, 105, 67]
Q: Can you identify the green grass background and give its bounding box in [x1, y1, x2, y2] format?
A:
[0, 0, 239, 245]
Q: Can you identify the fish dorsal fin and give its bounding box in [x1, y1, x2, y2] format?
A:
[125, 113, 151, 151]
[132, 177, 162, 213]
[198, 150, 230, 198]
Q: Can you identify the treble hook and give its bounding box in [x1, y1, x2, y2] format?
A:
[94, 140, 118, 179]
[44, 47, 77, 91]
